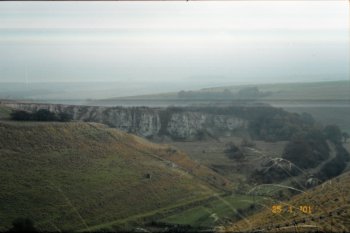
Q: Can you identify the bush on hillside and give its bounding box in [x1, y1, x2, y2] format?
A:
[225, 142, 244, 160]
[323, 125, 342, 144]
[32, 109, 57, 121]
[317, 142, 349, 180]
[10, 109, 73, 122]
[282, 130, 329, 169]
[342, 132, 350, 143]
[10, 110, 33, 121]
[318, 158, 346, 181]
[57, 112, 73, 122]
[240, 137, 255, 147]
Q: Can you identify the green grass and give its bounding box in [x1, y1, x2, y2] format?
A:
[160, 194, 263, 228]
[0, 121, 228, 232]
[84, 194, 220, 232]
[0, 106, 11, 119]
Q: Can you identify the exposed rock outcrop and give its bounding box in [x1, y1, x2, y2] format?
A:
[1, 102, 247, 140]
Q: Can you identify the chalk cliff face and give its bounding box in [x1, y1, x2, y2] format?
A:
[2, 102, 247, 140]
[167, 112, 247, 139]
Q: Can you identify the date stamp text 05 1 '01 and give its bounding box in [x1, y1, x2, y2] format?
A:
[271, 205, 313, 214]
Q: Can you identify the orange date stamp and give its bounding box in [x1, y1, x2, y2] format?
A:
[271, 205, 312, 214]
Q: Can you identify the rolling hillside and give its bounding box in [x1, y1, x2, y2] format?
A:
[222, 171, 350, 233]
[0, 121, 232, 232]
[94, 80, 350, 101]
[203, 80, 350, 101]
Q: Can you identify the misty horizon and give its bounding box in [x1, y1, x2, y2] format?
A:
[1, 1, 349, 85]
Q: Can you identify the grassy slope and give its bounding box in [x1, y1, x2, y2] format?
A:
[0, 121, 232, 232]
[161, 194, 263, 228]
[223, 171, 350, 233]
[0, 106, 11, 119]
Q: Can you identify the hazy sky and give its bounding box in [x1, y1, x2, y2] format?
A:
[0, 1, 349, 84]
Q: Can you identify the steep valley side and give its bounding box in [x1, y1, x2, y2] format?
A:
[0, 121, 233, 232]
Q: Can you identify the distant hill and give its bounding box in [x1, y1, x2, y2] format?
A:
[95, 80, 350, 101]
[91, 80, 350, 133]
[0, 121, 232, 232]
[203, 80, 350, 101]
[222, 171, 350, 232]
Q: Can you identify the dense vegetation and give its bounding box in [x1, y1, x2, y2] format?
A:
[282, 129, 330, 169]
[281, 124, 349, 180]
[10, 109, 72, 122]
[161, 105, 315, 142]
[323, 124, 343, 144]
[318, 144, 350, 180]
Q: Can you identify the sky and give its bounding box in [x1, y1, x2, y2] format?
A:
[0, 1, 349, 84]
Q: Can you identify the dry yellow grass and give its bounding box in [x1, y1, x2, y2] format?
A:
[223, 172, 350, 232]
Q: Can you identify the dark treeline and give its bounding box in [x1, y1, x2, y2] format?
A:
[10, 109, 73, 122]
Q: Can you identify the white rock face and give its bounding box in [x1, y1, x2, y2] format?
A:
[3, 102, 247, 140]
[167, 112, 247, 139]
[167, 112, 207, 139]
[137, 111, 161, 137]
[213, 115, 247, 130]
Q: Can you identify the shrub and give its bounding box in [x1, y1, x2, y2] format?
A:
[10, 110, 32, 121]
[240, 138, 255, 147]
[58, 112, 73, 122]
[342, 132, 349, 143]
[318, 157, 346, 180]
[282, 132, 329, 169]
[10, 109, 72, 122]
[225, 142, 244, 160]
[317, 143, 349, 180]
[32, 109, 56, 121]
[323, 125, 342, 144]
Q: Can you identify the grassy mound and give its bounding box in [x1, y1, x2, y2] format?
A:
[0, 121, 231, 232]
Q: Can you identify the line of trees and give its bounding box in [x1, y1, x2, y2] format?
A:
[10, 109, 73, 122]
